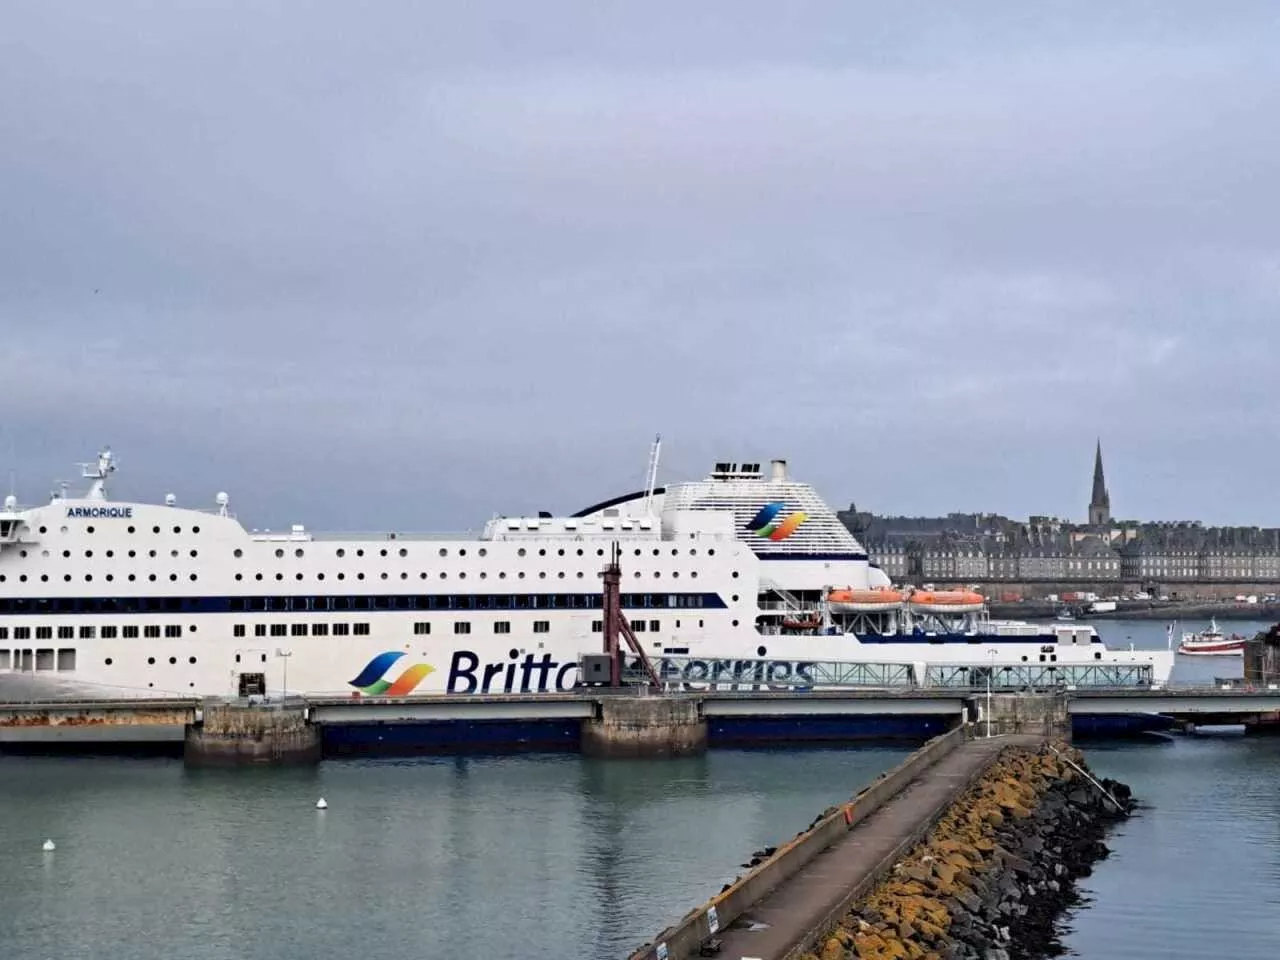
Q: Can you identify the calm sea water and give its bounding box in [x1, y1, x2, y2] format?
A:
[2, 617, 1277, 960]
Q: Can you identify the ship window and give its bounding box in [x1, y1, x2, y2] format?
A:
[36, 626, 51, 640]
[147, 656, 156, 665]
[650, 621, 660, 632]
[56, 626, 72, 640]
[353, 623, 370, 636]
[168, 656, 177, 665]
[144, 626, 161, 639]
[356, 549, 364, 557]
[312, 624, 328, 636]
[36, 649, 54, 670]
[14, 627, 30, 640]
[0, 650, 9, 668]
[533, 621, 549, 633]
[494, 621, 511, 634]
[632, 620, 646, 632]
[123, 626, 138, 639]
[0, 628, 6, 640]
[453, 622, 471, 635]
[270, 624, 287, 637]
[413, 622, 431, 635]
[332, 623, 350, 636]
[591, 620, 602, 633]
[173, 526, 181, 534]
[233, 625, 246, 638]
[295, 549, 304, 558]
[254, 625, 266, 637]
[189, 656, 197, 664]
[291, 624, 307, 636]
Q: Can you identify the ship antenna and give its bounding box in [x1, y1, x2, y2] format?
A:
[644, 434, 662, 515]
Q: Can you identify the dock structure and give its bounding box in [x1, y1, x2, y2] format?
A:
[1, 684, 1280, 760]
[627, 727, 1042, 960]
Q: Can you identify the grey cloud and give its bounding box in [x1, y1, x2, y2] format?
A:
[2, 2, 1278, 528]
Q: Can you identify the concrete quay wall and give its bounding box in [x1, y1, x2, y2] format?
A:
[580, 695, 706, 758]
[184, 703, 320, 766]
[627, 724, 971, 960]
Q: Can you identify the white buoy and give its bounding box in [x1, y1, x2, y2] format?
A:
[315, 798, 328, 810]
[42, 839, 56, 852]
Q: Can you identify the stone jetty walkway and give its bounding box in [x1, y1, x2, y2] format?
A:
[712, 735, 1044, 960]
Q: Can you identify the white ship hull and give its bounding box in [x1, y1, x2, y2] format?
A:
[0, 448, 1176, 699]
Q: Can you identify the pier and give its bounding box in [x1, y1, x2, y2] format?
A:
[3, 682, 1280, 760]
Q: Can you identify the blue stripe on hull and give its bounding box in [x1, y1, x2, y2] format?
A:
[709, 714, 953, 745]
[1071, 713, 1176, 738]
[320, 719, 582, 756]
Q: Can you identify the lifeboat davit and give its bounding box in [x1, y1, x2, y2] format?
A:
[826, 588, 905, 613]
[908, 590, 986, 614]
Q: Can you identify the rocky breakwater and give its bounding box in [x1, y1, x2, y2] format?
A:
[802, 742, 1133, 960]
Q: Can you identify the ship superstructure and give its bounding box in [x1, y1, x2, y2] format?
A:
[0, 448, 1173, 699]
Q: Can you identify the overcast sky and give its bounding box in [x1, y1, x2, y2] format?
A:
[2, 3, 1278, 530]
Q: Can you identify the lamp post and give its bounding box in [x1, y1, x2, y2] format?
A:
[275, 648, 292, 703]
[986, 649, 997, 738]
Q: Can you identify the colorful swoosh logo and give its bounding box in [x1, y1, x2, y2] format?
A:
[746, 502, 808, 541]
[349, 651, 435, 696]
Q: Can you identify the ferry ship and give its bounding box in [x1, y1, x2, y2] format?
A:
[0, 448, 1174, 699]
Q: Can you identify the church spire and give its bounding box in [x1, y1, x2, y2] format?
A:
[1089, 438, 1111, 526]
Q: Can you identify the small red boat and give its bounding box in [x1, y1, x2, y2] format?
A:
[1176, 619, 1245, 657]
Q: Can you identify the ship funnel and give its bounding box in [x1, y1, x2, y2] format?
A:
[770, 459, 788, 482]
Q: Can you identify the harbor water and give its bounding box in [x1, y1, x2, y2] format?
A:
[1, 618, 1277, 959]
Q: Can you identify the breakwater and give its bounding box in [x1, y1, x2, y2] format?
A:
[802, 742, 1132, 960]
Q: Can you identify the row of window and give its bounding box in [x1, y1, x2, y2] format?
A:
[0, 624, 190, 641]
[38, 524, 202, 536]
[1, 567, 715, 586]
[0, 648, 76, 670]
[0, 591, 726, 616]
[231, 623, 371, 638]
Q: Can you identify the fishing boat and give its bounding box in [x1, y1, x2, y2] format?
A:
[1176, 619, 1245, 657]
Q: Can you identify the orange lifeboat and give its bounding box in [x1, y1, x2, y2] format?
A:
[908, 590, 985, 614]
[827, 588, 905, 613]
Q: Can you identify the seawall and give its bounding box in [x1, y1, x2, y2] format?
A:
[796, 742, 1132, 960]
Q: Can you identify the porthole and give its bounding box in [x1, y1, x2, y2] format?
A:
[147, 657, 155, 665]
[708, 549, 715, 556]
[654, 571, 660, 578]
[690, 549, 697, 556]
[87, 526, 95, 534]
[499, 572, 507, 579]
[634, 549, 641, 556]
[192, 526, 200, 534]
[128, 550, 136, 558]
[173, 526, 181, 534]
[576, 548, 583, 556]
[105, 658, 113, 666]
[439, 548, 447, 557]
[19, 574, 26, 582]
[337, 548, 345, 558]
[19, 550, 26, 558]
[756, 645, 767, 656]
[558, 572, 565, 579]
[153, 526, 160, 533]
[128, 574, 136, 582]
[169, 657, 177, 665]
[732, 620, 740, 627]
[106, 574, 114, 582]
[318, 573, 326, 580]
[255, 573, 263, 581]
[235, 573, 243, 581]
[459, 549, 467, 557]
[479, 548, 487, 557]
[539, 572, 547, 579]
[357, 572, 365, 580]
[296, 573, 304, 581]
[356, 549, 365, 557]
[731, 594, 739, 602]
[40, 574, 48, 582]
[671, 549, 678, 556]
[691, 571, 698, 578]
[652, 549, 659, 557]
[38, 525, 46, 534]
[439, 572, 446, 579]
[127, 525, 135, 534]
[171, 550, 179, 558]
[596, 548, 604, 557]
[189, 656, 197, 664]
[539, 549, 546, 557]
[480, 572, 487, 579]
[518, 548, 526, 557]
[400, 572, 408, 580]
[295, 549, 304, 558]
[557, 548, 565, 557]
[419, 572, 428, 580]
[276, 573, 284, 581]
[379, 549, 387, 557]
[732, 571, 739, 578]
[275, 548, 284, 559]
[64, 574, 71, 582]
[170, 574, 177, 581]
[459, 572, 467, 579]
[106, 550, 114, 558]
[63, 550, 70, 558]
[380, 572, 388, 580]
[86, 574, 94, 582]
[399, 548, 408, 558]
[518, 572, 525, 579]
[672, 572, 679, 578]
[337, 572, 346, 580]
[190, 573, 197, 581]
[576, 571, 584, 578]
[234, 548, 243, 558]
[148, 550, 157, 558]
